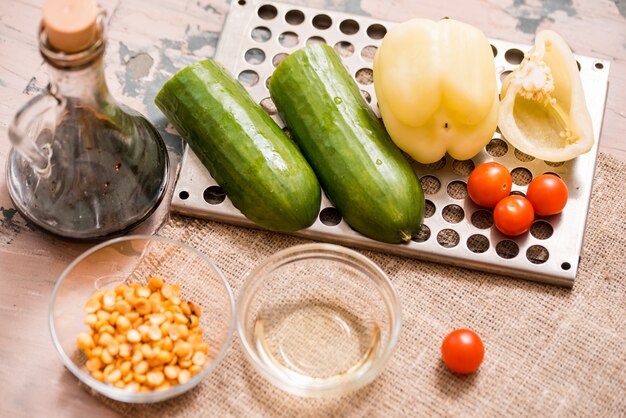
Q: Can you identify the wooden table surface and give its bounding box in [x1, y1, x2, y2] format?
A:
[0, 0, 624, 416]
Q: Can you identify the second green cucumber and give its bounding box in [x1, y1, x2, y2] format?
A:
[269, 45, 424, 243]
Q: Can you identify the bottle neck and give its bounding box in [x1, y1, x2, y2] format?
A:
[47, 55, 111, 105]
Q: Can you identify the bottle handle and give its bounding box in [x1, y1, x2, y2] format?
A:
[9, 86, 65, 175]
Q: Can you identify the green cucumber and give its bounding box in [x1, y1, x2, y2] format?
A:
[269, 45, 424, 243]
[155, 60, 321, 232]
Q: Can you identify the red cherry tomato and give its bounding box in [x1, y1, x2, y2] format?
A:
[467, 162, 512, 207]
[494, 195, 535, 236]
[441, 329, 484, 374]
[526, 174, 568, 216]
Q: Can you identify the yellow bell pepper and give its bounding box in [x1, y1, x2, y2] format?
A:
[373, 18, 499, 164]
[498, 30, 594, 162]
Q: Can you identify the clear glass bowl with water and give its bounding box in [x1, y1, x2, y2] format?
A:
[49, 235, 235, 403]
[237, 243, 402, 397]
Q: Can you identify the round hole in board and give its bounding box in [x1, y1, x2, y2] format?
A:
[367, 24, 387, 40]
[424, 200, 436, 218]
[486, 138, 508, 157]
[514, 148, 535, 162]
[526, 245, 549, 264]
[279, 31, 299, 48]
[203, 186, 226, 205]
[511, 167, 533, 186]
[412, 224, 431, 243]
[510, 190, 526, 198]
[496, 240, 519, 259]
[545, 160, 565, 167]
[491, 44, 497, 57]
[312, 14, 332, 30]
[258, 4, 278, 20]
[505, 48, 524, 65]
[467, 234, 490, 254]
[544, 171, 561, 178]
[237, 70, 259, 86]
[561, 262, 571, 270]
[285, 9, 305, 25]
[576, 61, 581, 71]
[471, 210, 493, 229]
[447, 180, 468, 199]
[594, 61, 604, 70]
[334, 41, 355, 57]
[530, 220, 553, 240]
[442, 204, 465, 224]
[319, 207, 342, 226]
[244, 48, 265, 65]
[265, 76, 271, 89]
[360, 90, 371, 103]
[178, 191, 189, 200]
[260, 97, 277, 115]
[238, 0, 246, 5]
[272, 53, 289, 67]
[451, 159, 475, 177]
[425, 156, 447, 171]
[500, 70, 513, 84]
[437, 229, 460, 248]
[355, 68, 373, 85]
[251, 26, 271, 43]
[361, 45, 378, 62]
[420, 175, 441, 195]
[306, 36, 326, 45]
[339, 19, 360, 35]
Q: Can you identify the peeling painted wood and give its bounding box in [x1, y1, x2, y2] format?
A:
[0, 0, 624, 417]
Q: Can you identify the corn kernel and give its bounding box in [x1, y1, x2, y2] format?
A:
[107, 339, 120, 356]
[91, 346, 103, 358]
[77, 333, 94, 350]
[102, 291, 116, 311]
[123, 372, 134, 383]
[116, 315, 131, 332]
[195, 342, 209, 355]
[99, 324, 116, 336]
[86, 357, 102, 372]
[164, 365, 179, 380]
[179, 359, 192, 369]
[148, 276, 164, 290]
[146, 371, 165, 387]
[120, 361, 132, 376]
[178, 369, 191, 384]
[141, 344, 154, 359]
[162, 337, 173, 352]
[137, 286, 151, 298]
[85, 298, 101, 314]
[161, 285, 174, 299]
[149, 313, 166, 325]
[92, 370, 105, 382]
[189, 365, 202, 375]
[96, 310, 111, 322]
[139, 385, 150, 393]
[170, 296, 181, 306]
[135, 299, 151, 316]
[108, 311, 120, 326]
[192, 352, 206, 366]
[180, 301, 191, 315]
[133, 360, 148, 375]
[148, 326, 163, 341]
[173, 313, 187, 325]
[115, 284, 127, 295]
[126, 329, 141, 343]
[101, 348, 113, 365]
[157, 350, 173, 364]
[189, 315, 199, 328]
[115, 300, 131, 315]
[135, 374, 146, 384]
[174, 341, 192, 358]
[106, 368, 122, 383]
[155, 382, 171, 391]
[114, 380, 125, 389]
[125, 382, 140, 392]
[126, 312, 139, 322]
[131, 349, 143, 364]
[85, 313, 98, 327]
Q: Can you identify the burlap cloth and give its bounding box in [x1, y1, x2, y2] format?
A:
[96, 152, 626, 417]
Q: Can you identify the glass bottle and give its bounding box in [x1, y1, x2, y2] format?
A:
[6, 6, 169, 240]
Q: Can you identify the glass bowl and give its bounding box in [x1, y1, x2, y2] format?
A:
[49, 235, 235, 403]
[237, 243, 402, 397]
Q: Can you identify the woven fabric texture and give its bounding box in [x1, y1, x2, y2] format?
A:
[95, 152, 626, 417]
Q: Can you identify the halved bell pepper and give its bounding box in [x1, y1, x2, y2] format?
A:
[499, 30, 594, 162]
[374, 18, 499, 164]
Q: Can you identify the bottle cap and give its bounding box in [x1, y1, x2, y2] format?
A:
[42, 0, 98, 53]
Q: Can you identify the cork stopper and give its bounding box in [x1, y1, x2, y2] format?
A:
[42, 0, 98, 53]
